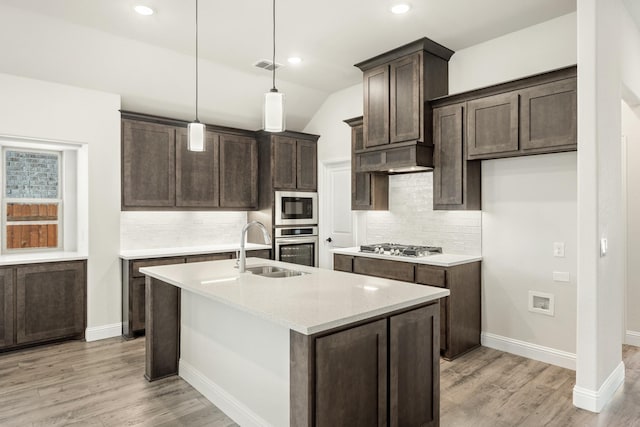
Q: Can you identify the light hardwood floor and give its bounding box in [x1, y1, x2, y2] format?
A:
[0, 337, 639, 426]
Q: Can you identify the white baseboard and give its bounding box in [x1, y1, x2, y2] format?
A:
[573, 361, 625, 412]
[179, 359, 270, 427]
[481, 332, 576, 370]
[625, 330, 640, 347]
[85, 322, 122, 342]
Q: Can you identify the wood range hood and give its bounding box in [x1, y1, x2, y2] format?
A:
[353, 37, 454, 174]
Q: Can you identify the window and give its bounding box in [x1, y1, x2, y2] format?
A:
[3, 149, 62, 252]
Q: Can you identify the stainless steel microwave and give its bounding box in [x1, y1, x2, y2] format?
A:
[274, 191, 318, 226]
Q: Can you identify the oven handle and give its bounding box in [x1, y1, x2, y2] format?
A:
[275, 237, 318, 244]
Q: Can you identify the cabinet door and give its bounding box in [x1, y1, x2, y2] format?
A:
[390, 53, 421, 143]
[272, 135, 297, 189]
[467, 92, 519, 158]
[296, 140, 317, 190]
[433, 103, 464, 206]
[175, 129, 220, 207]
[219, 134, 258, 208]
[353, 257, 415, 282]
[16, 261, 86, 344]
[520, 78, 577, 151]
[0, 268, 14, 348]
[122, 119, 176, 207]
[390, 304, 440, 427]
[315, 319, 387, 427]
[363, 64, 390, 148]
[333, 254, 353, 272]
[350, 121, 389, 211]
[245, 249, 271, 259]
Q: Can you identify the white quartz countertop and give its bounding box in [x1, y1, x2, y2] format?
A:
[119, 243, 271, 260]
[140, 258, 449, 335]
[0, 251, 88, 266]
[331, 247, 482, 267]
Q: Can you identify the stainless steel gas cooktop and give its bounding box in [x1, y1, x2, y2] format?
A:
[359, 243, 443, 257]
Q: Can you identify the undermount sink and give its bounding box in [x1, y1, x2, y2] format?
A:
[246, 265, 308, 278]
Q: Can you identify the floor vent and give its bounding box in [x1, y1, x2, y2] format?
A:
[253, 59, 283, 71]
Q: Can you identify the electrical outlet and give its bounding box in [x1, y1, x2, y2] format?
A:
[553, 271, 570, 282]
[553, 242, 565, 257]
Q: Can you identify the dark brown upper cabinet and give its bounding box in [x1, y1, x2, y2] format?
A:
[432, 103, 481, 211]
[122, 119, 176, 208]
[354, 38, 453, 173]
[261, 132, 319, 191]
[344, 117, 388, 211]
[122, 112, 259, 210]
[467, 92, 520, 158]
[219, 133, 258, 208]
[176, 129, 220, 208]
[520, 78, 577, 152]
[429, 65, 576, 210]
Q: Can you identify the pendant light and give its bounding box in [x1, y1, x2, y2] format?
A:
[263, 0, 285, 132]
[188, 0, 205, 151]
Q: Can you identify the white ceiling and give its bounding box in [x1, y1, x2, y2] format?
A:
[0, 0, 577, 130]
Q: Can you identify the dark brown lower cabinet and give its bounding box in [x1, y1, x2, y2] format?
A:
[334, 253, 480, 360]
[0, 268, 15, 347]
[16, 261, 86, 344]
[123, 249, 272, 338]
[315, 319, 387, 427]
[291, 303, 440, 427]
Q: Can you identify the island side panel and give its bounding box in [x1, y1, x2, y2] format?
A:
[145, 276, 181, 381]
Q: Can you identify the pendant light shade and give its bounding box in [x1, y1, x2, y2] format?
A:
[263, 0, 285, 132]
[263, 90, 285, 132]
[188, 0, 206, 151]
[188, 121, 205, 151]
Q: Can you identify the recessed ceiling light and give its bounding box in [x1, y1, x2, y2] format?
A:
[287, 57, 302, 65]
[134, 5, 154, 16]
[390, 3, 411, 14]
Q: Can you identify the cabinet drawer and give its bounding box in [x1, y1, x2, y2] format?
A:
[186, 253, 233, 263]
[131, 257, 185, 278]
[353, 257, 414, 282]
[333, 254, 354, 273]
[415, 265, 446, 288]
[246, 249, 272, 260]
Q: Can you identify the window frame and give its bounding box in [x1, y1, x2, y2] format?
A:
[1, 147, 64, 254]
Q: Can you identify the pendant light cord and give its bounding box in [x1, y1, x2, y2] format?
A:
[272, 0, 276, 91]
[195, 0, 200, 121]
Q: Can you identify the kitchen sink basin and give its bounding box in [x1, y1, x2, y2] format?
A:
[245, 265, 308, 278]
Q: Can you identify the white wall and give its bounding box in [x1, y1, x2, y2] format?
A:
[0, 73, 121, 335]
[482, 153, 577, 353]
[622, 100, 640, 343]
[120, 211, 247, 250]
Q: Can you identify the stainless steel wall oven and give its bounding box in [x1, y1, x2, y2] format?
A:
[274, 226, 318, 267]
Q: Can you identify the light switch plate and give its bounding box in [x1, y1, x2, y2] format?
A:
[600, 238, 608, 257]
[553, 271, 570, 282]
[553, 242, 565, 257]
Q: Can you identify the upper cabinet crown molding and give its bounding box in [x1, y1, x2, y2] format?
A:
[354, 37, 454, 173]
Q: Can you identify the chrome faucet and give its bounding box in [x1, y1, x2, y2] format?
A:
[238, 221, 271, 273]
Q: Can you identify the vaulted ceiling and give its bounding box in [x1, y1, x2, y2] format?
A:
[0, 0, 577, 131]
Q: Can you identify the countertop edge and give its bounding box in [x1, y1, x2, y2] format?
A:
[120, 243, 272, 260]
[331, 247, 482, 267]
[0, 252, 88, 266]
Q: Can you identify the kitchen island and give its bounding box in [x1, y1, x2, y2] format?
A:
[141, 258, 449, 427]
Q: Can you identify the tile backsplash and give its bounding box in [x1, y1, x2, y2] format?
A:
[120, 211, 248, 250]
[363, 172, 481, 255]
